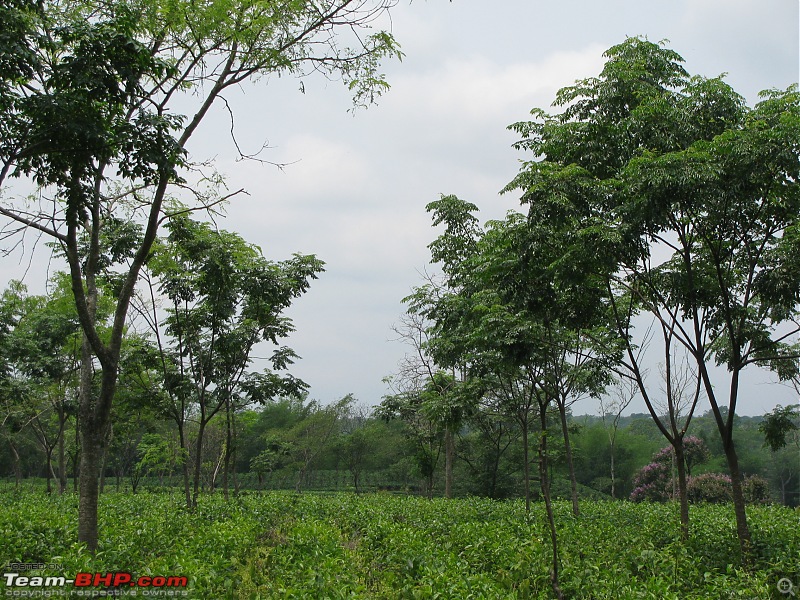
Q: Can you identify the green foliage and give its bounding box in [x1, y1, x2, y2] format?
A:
[1, 489, 797, 599]
[760, 404, 800, 452]
[686, 473, 771, 505]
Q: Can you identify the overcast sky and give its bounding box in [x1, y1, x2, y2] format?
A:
[4, 0, 799, 415]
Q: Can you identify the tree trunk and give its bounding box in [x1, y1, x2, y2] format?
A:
[77, 334, 115, 553]
[231, 402, 240, 496]
[674, 441, 689, 541]
[45, 448, 56, 494]
[444, 426, 454, 499]
[558, 402, 579, 516]
[178, 424, 191, 509]
[77, 335, 99, 551]
[724, 440, 751, 559]
[521, 423, 531, 512]
[702, 374, 752, 560]
[77, 432, 102, 553]
[58, 408, 67, 494]
[98, 424, 110, 495]
[223, 398, 231, 501]
[9, 440, 22, 487]
[192, 418, 208, 507]
[538, 408, 564, 600]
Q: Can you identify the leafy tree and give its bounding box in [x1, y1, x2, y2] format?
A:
[407, 197, 614, 598]
[334, 406, 385, 493]
[148, 214, 322, 506]
[759, 404, 800, 453]
[0, 277, 90, 493]
[0, 0, 401, 551]
[760, 404, 800, 505]
[506, 37, 800, 559]
[285, 395, 352, 493]
[457, 407, 520, 499]
[390, 300, 472, 498]
[379, 383, 445, 499]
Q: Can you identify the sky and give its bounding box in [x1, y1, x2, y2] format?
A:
[3, 0, 799, 415]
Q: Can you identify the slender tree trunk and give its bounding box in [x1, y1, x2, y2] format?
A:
[176, 422, 191, 509]
[223, 398, 231, 501]
[192, 418, 208, 507]
[703, 368, 751, 560]
[211, 442, 224, 492]
[231, 409, 239, 496]
[444, 425, 454, 499]
[58, 408, 67, 494]
[674, 441, 689, 541]
[558, 402, 579, 516]
[521, 422, 531, 512]
[9, 440, 22, 487]
[45, 448, 55, 494]
[725, 441, 751, 559]
[538, 407, 563, 600]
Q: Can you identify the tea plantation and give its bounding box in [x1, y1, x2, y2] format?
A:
[1, 488, 797, 598]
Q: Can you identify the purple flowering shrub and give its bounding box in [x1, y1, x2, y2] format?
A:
[630, 436, 711, 503]
[687, 473, 771, 504]
[630, 436, 771, 503]
[630, 459, 672, 502]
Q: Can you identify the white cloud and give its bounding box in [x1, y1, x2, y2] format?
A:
[386, 46, 607, 123]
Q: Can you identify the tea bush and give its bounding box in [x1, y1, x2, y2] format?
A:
[1, 486, 797, 598]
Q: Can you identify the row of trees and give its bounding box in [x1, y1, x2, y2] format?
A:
[0, 0, 402, 552]
[386, 37, 799, 596]
[0, 214, 323, 507]
[3, 364, 796, 508]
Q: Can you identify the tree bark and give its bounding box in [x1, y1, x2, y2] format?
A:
[521, 422, 531, 512]
[725, 440, 751, 559]
[444, 425, 454, 499]
[558, 401, 579, 516]
[674, 441, 689, 541]
[58, 406, 67, 494]
[538, 406, 564, 600]
[192, 417, 208, 507]
[178, 423, 191, 509]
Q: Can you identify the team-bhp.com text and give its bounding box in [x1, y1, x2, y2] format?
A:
[3, 573, 188, 597]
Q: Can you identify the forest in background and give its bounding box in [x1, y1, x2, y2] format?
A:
[2, 354, 798, 508]
[0, 4, 798, 593]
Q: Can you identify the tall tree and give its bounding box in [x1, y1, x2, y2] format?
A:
[0, 0, 401, 550]
[148, 214, 322, 506]
[0, 277, 89, 493]
[506, 37, 800, 559]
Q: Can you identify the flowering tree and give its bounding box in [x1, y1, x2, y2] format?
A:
[630, 436, 709, 502]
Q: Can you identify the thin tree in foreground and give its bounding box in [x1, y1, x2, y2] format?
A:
[0, 0, 401, 551]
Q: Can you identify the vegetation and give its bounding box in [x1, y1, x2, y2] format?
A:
[1, 488, 797, 598]
[0, 16, 798, 597]
[0, 0, 401, 552]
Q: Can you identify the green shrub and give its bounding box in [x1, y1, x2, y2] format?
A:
[0, 486, 796, 599]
